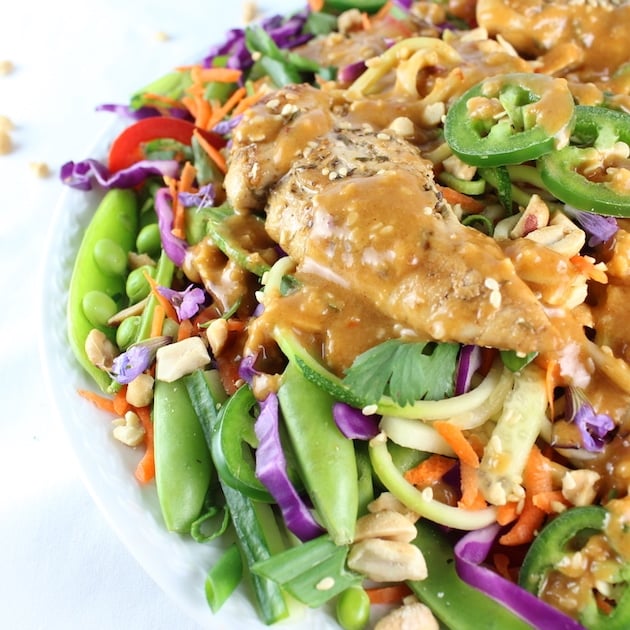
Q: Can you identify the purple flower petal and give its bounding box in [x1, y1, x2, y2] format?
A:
[60, 158, 179, 191]
[154, 188, 188, 266]
[332, 402, 380, 440]
[564, 206, 618, 247]
[157, 284, 206, 320]
[566, 387, 615, 452]
[111, 345, 151, 384]
[178, 183, 215, 208]
[238, 354, 259, 385]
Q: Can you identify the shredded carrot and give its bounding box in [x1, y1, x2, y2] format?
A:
[433, 420, 480, 468]
[183, 66, 243, 84]
[193, 128, 227, 173]
[493, 553, 514, 582]
[544, 358, 561, 418]
[141, 92, 188, 111]
[437, 184, 485, 213]
[78, 389, 116, 414]
[570, 254, 608, 284]
[458, 462, 487, 510]
[365, 583, 412, 605]
[233, 85, 267, 115]
[177, 317, 195, 341]
[134, 406, 155, 484]
[496, 501, 520, 526]
[226, 318, 245, 332]
[532, 490, 569, 514]
[207, 85, 247, 130]
[374, 0, 393, 20]
[499, 446, 552, 546]
[143, 270, 179, 322]
[307, 0, 325, 12]
[404, 453, 456, 486]
[361, 11, 372, 30]
[113, 385, 131, 416]
[172, 162, 197, 236]
[150, 303, 166, 338]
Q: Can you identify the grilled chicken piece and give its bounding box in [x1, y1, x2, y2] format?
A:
[226, 85, 558, 353]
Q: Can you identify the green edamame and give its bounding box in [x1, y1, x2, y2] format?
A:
[125, 264, 155, 303]
[67, 188, 139, 391]
[136, 222, 161, 257]
[92, 238, 128, 276]
[153, 377, 213, 533]
[277, 363, 359, 545]
[115, 315, 141, 350]
[336, 586, 370, 630]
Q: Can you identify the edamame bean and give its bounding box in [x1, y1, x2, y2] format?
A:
[126, 265, 155, 303]
[116, 315, 141, 350]
[136, 222, 161, 257]
[82, 290, 118, 328]
[93, 238, 128, 276]
[336, 586, 370, 630]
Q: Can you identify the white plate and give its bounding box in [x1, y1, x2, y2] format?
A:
[38, 4, 341, 628]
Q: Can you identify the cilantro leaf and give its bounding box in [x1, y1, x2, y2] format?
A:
[342, 339, 459, 407]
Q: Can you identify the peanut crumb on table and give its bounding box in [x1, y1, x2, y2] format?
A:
[30, 162, 51, 178]
[0, 130, 13, 154]
[0, 60, 14, 75]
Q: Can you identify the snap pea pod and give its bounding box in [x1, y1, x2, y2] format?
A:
[67, 188, 138, 392]
[408, 520, 532, 630]
[278, 363, 359, 545]
[184, 369, 290, 624]
[153, 377, 213, 533]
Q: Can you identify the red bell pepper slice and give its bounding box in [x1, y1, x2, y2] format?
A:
[108, 117, 226, 172]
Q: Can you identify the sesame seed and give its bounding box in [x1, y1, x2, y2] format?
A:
[484, 277, 499, 291]
[316, 577, 335, 591]
[362, 404, 378, 415]
[421, 487, 434, 502]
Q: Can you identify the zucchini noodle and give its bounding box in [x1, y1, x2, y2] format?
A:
[376, 359, 504, 419]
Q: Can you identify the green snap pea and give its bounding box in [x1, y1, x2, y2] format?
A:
[153, 377, 213, 533]
[67, 188, 139, 391]
[336, 586, 370, 630]
[115, 315, 141, 350]
[125, 264, 155, 303]
[277, 362, 359, 545]
[92, 238, 128, 276]
[136, 222, 161, 257]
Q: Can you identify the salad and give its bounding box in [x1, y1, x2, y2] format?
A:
[60, 0, 630, 628]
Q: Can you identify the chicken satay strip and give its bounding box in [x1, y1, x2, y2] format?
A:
[264, 126, 558, 354]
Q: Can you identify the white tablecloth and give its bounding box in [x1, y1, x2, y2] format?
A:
[0, 2, 293, 628]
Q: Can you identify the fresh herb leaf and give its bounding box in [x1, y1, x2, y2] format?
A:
[343, 339, 459, 407]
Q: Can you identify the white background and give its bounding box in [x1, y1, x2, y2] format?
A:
[0, 1, 295, 628]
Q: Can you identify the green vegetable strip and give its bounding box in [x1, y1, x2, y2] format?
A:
[184, 369, 289, 624]
[205, 543, 243, 613]
[369, 433, 497, 530]
[409, 520, 532, 629]
[135, 250, 175, 342]
[251, 535, 362, 608]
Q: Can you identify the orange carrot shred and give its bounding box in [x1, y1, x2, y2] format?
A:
[77, 389, 116, 414]
[544, 359, 560, 418]
[177, 318, 195, 341]
[143, 270, 179, 323]
[499, 446, 552, 546]
[361, 12, 372, 30]
[307, 0, 325, 12]
[404, 453, 456, 487]
[193, 128, 227, 173]
[493, 553, 514, 582]
[570, 254, 608, 284]
[134, 406, 155, 484]
[183, 66, 243, 84]
[532, 490, 569, 514]
[365, 583, 412, 605]
[150, 304, 166, 338]
[113, 385, 130, 416]
[172, 162, 197, 235]
[496, 501, 520, 526]
[233, 86, 266, 115]
[437, 184, 485, 213]
[433, 420, 480, 468]
[458, 462, 487, 510]
[207, 86, 247, 130]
